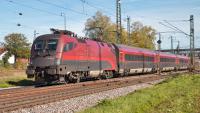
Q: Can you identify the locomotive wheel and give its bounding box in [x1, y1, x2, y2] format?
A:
[123, 69, 130, 76]
[102, 71, 113, 79]
[35, 74, 46, 85]
[64, 75, 70, 83]
[76, 77, 80, 83]
[68, 73, 81, 83]
[151, 68, 156, 73]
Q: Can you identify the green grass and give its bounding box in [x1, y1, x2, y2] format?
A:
[80, 74, 200, 113]
[0, 70, 34, 88]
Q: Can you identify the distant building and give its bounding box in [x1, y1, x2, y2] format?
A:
[0, 48, 15, 64]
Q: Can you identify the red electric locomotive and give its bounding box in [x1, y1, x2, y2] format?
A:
[27, 29, 118, 83]
[26, 29, 189, 83]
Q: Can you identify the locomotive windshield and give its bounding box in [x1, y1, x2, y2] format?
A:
[34, 40, 44, 50]
[47, 39, 58, 51]
[34, 39, 58, 51]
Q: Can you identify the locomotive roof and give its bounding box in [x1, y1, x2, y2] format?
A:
[34, 34, 60, 41]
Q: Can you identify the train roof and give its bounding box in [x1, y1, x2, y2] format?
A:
[117, 44, 156, 55]
[176, 55, 189, 59]
[117, 45, 183, 58]
[160, 52, 177, 58]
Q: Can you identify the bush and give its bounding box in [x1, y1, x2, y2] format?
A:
[14, 60, 27, 69]
[0, 60, 3, 67]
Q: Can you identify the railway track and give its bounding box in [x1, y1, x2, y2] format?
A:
[0, 71, 187, 112]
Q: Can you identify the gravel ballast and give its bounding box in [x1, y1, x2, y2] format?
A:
[11, 79, 165, 113]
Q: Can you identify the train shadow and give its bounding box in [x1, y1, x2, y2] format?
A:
[7, 79, 35, 86]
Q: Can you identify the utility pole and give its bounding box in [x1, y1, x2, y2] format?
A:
[157, 33, 162, 76]
[116, 0, 122, 43]
[61, 12, 66, 30]
[190, 15, 195, 71]
[170, 36, 174, 53]
[127, 16, 131, 45]
[177, 41, 180, 54]
[33, 30, 39, 42]
[80, 0, 86, 14]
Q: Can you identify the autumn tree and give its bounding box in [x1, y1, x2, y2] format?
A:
[3, 33, 30, 64]
[130, 21, 156, 49]
[84, 11, 156, 49]
[84, 11, 116, 43]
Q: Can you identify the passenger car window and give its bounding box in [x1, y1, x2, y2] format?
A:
[63, 42, 74, 52]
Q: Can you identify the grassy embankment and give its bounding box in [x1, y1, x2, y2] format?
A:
[0, 67, 34, 88]
[80, 74, 200, 113]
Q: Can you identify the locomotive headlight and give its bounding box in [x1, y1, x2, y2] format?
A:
[54, 58, 61, 65]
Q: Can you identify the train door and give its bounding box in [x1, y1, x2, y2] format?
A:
[142, 53, 145, 72]
[119, 52, 125, 73]
[112, 44, 120, 73]
[175, 55, 179, 71]
[123, 53, 130, 76]
[156, 52, 161, 71]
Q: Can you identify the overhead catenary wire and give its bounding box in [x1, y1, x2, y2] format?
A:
[159, 22, 182, 33]
[163, 20, 190, 36]
[5, 0, 61, 17]
[4, 0, 62, 31]
[36, 0, 90, 17]
[80, 0, 115, 17]
[3, 4, 22, 15]
[87, 0, 115, 11]
[0, 14, 36, 31]
[80, 0, 86, 15]
[4, 0, 87, 30]
[163, 19, 189, 22]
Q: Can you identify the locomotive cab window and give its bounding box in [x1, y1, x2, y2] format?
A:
[47, 39, 58, 51]
[34, 40, 44, 50]
[63, 42, 74, 52]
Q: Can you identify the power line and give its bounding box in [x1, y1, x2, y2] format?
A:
[81, 0, 115, 17]
[0, 11, 36, 31]
[80, 0, 86, 15]
[3, 4, 21, 15]
[163, 19, 189, 22]
[163, 20, 190, 36]
[158, 31, 183, 34]
[36, 0, 89, 16]
[82, 0, 115, 14]
[6, 0, 60, 17]
[159, 22, 182, 33]
[17, 23, 36, 30]
[5, 0, 82, 30]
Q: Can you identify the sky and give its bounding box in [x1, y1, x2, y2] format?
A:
[0, 0, 200, 49]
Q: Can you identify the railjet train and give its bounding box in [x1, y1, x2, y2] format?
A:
[26, 29, 189, 83]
